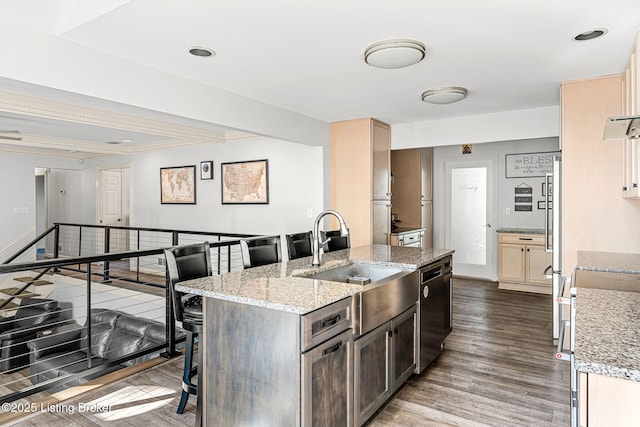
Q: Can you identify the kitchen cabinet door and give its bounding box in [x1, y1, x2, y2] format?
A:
[372, 120, 391, 201]
[526, 245, 552, 284]
[372, 201, 391, 245]
[421, 147, 433, 201]
[302, 329, 353, 427]
[391, 306, 416, 391]
[498, 243, 526, 283]
[354, 322, 390, 426]
[421, 200, 433, 249]
[579, 372, 640, 427]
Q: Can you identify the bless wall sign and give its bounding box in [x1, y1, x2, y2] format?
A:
[505, 151, 560, 178]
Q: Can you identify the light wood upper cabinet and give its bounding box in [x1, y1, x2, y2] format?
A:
[330, 118, 391, 247]
[372, 121, 391, 201]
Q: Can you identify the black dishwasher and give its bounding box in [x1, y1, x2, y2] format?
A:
[415, 256, 452, 373]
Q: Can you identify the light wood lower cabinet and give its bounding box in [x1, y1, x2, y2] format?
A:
[579, 372, 640, 427]
[497, 232, 552, 294]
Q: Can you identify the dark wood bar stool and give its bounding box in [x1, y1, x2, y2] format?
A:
[164, 242, 212, 426]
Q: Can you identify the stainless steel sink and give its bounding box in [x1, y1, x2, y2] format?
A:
[297, 262, 419, 336]
[299, 262, 407, 285]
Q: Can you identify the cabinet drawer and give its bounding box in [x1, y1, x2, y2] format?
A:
[301, 296, 353, 352]
[498, 233, 545, 245]
[395, 230, 423, 247]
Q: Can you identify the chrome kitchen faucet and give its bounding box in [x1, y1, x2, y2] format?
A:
[311, 210, 349, 266]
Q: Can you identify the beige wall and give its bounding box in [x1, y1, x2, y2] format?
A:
[562, 75, 640, 272]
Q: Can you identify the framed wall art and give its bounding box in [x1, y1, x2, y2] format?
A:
[201, 161, 213, 180]
[160, 165, 196, 204]
[221, 159, 269, 204]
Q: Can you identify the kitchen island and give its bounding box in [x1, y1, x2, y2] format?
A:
[572, 251, 640, 426]
[176, 244, 454, 426]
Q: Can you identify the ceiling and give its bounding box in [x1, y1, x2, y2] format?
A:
[1, 0, 639, 157]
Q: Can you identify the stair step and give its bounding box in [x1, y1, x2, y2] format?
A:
[0, 300, 20, 311]
[0, 287, 40, 298]
[14, 277, 52, 286]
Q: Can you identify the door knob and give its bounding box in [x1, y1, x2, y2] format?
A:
[487, 223, 492, 228]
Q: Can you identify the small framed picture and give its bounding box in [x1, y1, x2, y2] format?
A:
[201, 161, 213, 180]
[538, 200, 553, 209]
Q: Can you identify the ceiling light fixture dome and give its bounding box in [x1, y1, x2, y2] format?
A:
[364, 39, 426, 69]
[189, 46, 215, 57]
[421, 86, 468, 104]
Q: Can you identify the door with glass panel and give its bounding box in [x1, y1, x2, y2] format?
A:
[445, 159, 497, 279]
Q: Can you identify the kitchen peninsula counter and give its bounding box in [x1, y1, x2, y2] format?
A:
[573, 251, 640, 381]
[175, 244, 454, 426]
[176, 244, 454, 314]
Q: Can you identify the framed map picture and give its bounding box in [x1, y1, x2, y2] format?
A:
[221, 159, 269, 204]
[160, 165, 196, 204]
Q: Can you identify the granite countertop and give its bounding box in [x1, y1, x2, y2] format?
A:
[574, 285, 640, 381]
[576, 250, 640, 274]
[495, 227, 545, 234]
[176, 244, 454, 315]
[390, 227, 425, 235]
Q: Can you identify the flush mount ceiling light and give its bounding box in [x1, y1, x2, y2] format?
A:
[364, 39, 426, 69]
[573, 28, 608, 41]
[189, 46, 215, 57]
[421, 87, 468, 104]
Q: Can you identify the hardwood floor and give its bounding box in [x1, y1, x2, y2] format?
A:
[8, 278, 570, 426]
[369, 278, 570, 426]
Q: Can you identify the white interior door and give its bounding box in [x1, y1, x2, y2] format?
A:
[445, 159, 497, 280]
[100, 169, 127, 252]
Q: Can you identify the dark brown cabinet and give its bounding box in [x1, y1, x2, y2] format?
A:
[354, 306, 416, 426]
[390, 147, 433, 249]
[391, 307, 416, 390]
[302, 329, 353, 427]
[354, 321, 389, 426]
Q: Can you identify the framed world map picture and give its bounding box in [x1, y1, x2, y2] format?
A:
[221, 159, 269, 204]
[160, 165, 196, 204]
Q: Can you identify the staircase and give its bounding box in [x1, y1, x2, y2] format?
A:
[0, 274, 54, 316]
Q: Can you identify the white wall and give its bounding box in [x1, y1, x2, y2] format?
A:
[65, 137, 324, 239]
[432, 137, 560, 249]
[127, 137, 324, 235]
[391, 106, 559, 149]
[0, 152, 81, 262]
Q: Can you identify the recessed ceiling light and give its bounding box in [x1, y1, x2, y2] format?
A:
[364, 39, 426, 69]
[189, 46, 215, 57]
[421, 87, 468, 104]
[121, 139, 132, 143]
[573, 28, 608, 41]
